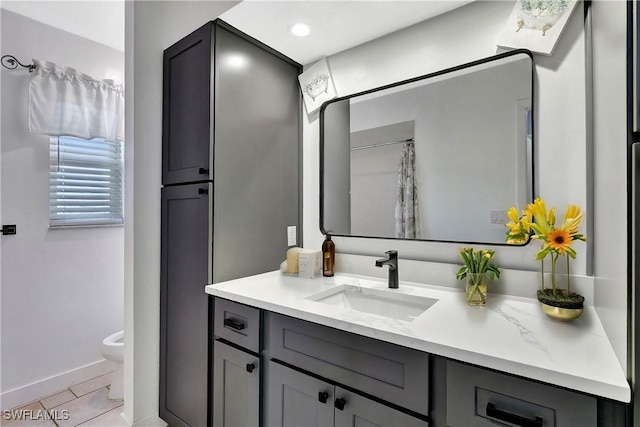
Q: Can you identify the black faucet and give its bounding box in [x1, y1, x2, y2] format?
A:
[375, 250, 399, 289]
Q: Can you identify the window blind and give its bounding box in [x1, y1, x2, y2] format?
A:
[49, 136, 123, 227]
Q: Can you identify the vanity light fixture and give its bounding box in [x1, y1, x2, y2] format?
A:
[291, 23, 310, 37]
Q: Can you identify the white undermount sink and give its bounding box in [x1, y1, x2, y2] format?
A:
[306, 284, 438, 322]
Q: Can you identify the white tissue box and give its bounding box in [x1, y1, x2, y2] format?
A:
[298, 249, 321, 278]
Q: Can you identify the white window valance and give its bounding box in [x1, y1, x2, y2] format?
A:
[29, 59, 124, 143]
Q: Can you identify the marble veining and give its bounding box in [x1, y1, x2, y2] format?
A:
[492, 306, 553, 362]
[205, 270, 630, 402]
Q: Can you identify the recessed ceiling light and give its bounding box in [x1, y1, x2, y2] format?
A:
[291, 23, 310, 37]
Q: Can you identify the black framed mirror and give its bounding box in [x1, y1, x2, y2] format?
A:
[320, 49, 534, 245]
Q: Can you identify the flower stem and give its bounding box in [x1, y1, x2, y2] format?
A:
[541, 258, 545, 290]
[467, 274, 486, 304]
[551, 252, 557, 297]
[566, 254, 571, 294]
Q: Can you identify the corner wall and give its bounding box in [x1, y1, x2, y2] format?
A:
[0, 10, 124, 409]
[591, 0, 628, 375]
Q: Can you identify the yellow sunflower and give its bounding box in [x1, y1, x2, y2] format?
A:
[505, 207, 531, 244]
[526, 198, 552, 238]
[547, 228, 573, 254]
[560, 204, 584, 236]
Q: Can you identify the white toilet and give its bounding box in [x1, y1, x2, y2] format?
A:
[102, 330, 124, 400]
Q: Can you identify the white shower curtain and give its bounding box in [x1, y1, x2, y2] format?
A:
[28, 59, 124, 143]
[394, 142, 419, 238]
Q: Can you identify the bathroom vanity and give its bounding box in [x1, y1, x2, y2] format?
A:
[206, 270, 630, 427]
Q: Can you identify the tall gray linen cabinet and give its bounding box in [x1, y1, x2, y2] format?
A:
[160, 19, 301, 427]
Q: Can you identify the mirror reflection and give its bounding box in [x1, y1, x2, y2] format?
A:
[321, 50, 534, 245]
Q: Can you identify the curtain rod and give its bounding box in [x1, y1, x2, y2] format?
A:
[1, 55, 36, 72]
[350, 138, 414, 151]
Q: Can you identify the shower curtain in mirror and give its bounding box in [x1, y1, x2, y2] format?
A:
[394, 142, 419, 238]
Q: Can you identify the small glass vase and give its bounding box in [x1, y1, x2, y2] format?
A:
[466, 273, 488, 306]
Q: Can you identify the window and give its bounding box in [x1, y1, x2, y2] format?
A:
[49, 136, 123, 227]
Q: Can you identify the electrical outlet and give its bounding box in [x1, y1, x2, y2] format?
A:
[287, 226, 297, 246]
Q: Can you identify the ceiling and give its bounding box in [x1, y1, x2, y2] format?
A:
[1, 1, 125, 52]
[1, 1, 473, 64]
[221, 1, 474, 65]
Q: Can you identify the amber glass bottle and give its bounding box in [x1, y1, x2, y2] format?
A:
[322, 235, 335, 277]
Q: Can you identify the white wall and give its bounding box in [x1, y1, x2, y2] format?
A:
[305, 0, 588, 272]
[125, 2, 239, 425]
[0, 10, 124, 408]
[350, 121, 413, 238]
[591, 0, 628, 375]
[306, 0, 629, 373]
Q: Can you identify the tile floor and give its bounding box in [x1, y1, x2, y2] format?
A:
[3, 373, 127, 427]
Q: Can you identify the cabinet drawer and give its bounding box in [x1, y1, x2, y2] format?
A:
[268, 313, 429, 416]
[214, 298, 260, 353]
[446, 360, 597, 427]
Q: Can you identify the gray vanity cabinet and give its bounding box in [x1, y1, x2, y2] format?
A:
[268, 313, 430, 416]
[334, 389, 429, 427]
[268, 362, 429, 427]
[208, 300, 626, 427]
[268, 361, 335, 427]
[446, 360, 597, 427]
[213, 341, 260, 427]
[213, 299, 262, 427]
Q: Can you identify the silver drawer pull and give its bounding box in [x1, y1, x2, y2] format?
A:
[486, 402, 543, 427]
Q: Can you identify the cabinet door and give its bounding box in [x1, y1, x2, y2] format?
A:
[213, 341, 260, 427]
[162, 22, 212, 185]
[334, 388, 429, 427]
[160, 183, 211, 427]
[268, 362, 334, 427]
[268, 313, 429, 415]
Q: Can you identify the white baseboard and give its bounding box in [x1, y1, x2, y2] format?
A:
[1, 359, 112, 410]
[132, 412, 168, 427]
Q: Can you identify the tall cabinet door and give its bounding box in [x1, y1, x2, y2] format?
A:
[213, 25, 301, 282]
[213, 341, 260, 427]
[268, 362, 334, 427]
[162, 23, 213, 185]
[334, 388, 429, 427]
[160, 183, 211, 427]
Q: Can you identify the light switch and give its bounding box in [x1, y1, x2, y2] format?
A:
[490, 210, 508, 225]
[287, 226, 297, 246]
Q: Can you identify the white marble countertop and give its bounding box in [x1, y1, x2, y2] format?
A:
[205, 271, 630, 403]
